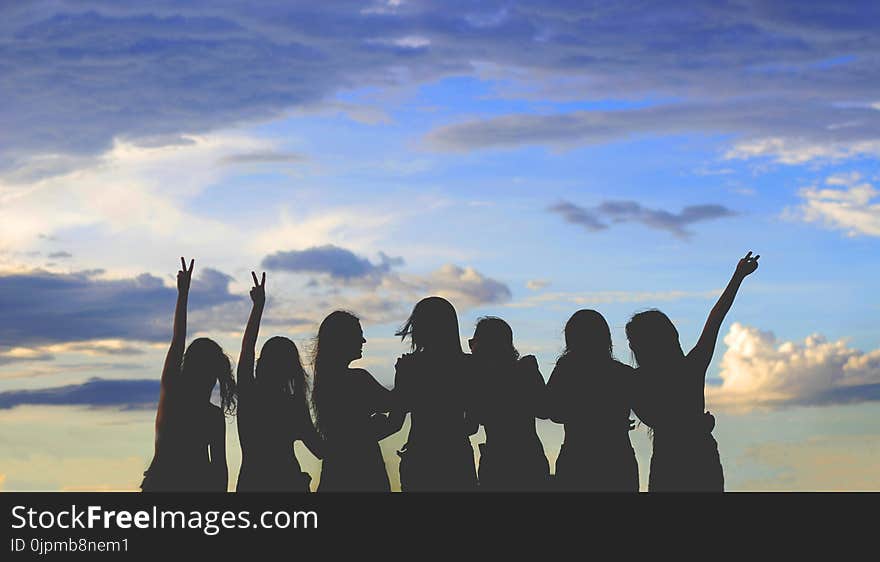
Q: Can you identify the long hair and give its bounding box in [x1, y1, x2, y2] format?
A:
[395, 296, 463, 355]
[472, 316, 519, 364]
[180, 337, 237, 415]
[256, 336, 308, 400]
[311, 310, 361, 435]
[625, 309, 685, 370]
[558, 309, 613, 364]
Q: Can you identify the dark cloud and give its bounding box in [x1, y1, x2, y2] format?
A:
[47, 251, 72, 259]
[0, 378, 158, 410]
[424, 102, 880, 155]
[0, 268, 241, 349]
[261, 245, 404, 281]
[3, 1, 880, 172]
[795, 384, 880, 407]
[549, 199, 737, 239]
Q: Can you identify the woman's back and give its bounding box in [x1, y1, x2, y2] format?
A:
[395, 351, 471, 444]
[238, 388, 305, 460]
[316, 367, 391, 492]
[548, 355, 633, 441]
[393, 351, 477, 491]
[144, 400, 222, 491]
[475, 355, 545, 447]
[472, 355, 549, 491]
[633, 354, 707, 433]
[547, 355, 638, 491]
[322, 369, 381, 442]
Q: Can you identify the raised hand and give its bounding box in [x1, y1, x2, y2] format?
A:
[735, 251, 760, 278]
[250, 271, 266, 306]
[177, 257, 194, 294]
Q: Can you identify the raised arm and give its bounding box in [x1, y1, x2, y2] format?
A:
[689, 251, 760, 373]
[160, 257, 194, 391]
[237, 271, 266, 390]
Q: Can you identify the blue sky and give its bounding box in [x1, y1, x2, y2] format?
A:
[1, 0, 879, 490]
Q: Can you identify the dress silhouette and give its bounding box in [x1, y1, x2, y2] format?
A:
[469, 317, 550, 491]
[312, 311, 392, 492]
[628, 251, 760, 492]
[547, 310, 638, 492]
[236, 272, 323, 492]
[383, 297, 478, 492]
[141, 258, 236, 492]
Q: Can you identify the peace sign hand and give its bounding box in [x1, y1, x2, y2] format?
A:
[735, 251, 760, 278]
[177, 257, 195, 294]
[250, 271, 266, 306]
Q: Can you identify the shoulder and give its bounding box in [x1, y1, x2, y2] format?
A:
[550, 354, 574, 375]
[517, 354, 540, 373]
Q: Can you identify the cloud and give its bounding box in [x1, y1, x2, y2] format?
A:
[5, 2, 880, 170]
[0, 378, 159, 410]
[724, 138, 880, 165]
[549, 199, 737, 239]
[423, 102, 880, 163]
[47, 251, 72, 259]
[0, 339, 148, 366]
[279, 262, 512, 328]
[526, 279, 550, 291]
[219, 151, 307, 165]
[707, 323, 880, 410]
[0, 268, 240, 349]
[411, 264, 512, 309]
[0, 348, 54, 366]
[260, 244, 510, 322]
[262, 245, 404, 282]
[790, 173, 880, 237]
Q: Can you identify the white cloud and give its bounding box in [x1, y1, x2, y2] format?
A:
[526, 279, 550, 290]
[0, 133, 266, 254]
[725, 137, 880, 165]
[789, 174, 880, 237]
[707, 323, 880, 410]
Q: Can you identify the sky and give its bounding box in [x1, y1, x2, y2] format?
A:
[1, 0, 879, 491]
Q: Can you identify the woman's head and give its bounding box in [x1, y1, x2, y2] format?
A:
[180, 337, 236, 415]
[396, 296, 463, 354]
[314, 311, 365, 368]
[469, 316, 519, 363]
[562, 309, 613, 360]
[625, 309, 684, 369]
[256, 336, 308, 398]
[311, 311, 363, 435]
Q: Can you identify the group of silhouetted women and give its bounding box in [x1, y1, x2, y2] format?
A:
[142, 251, 760, 493]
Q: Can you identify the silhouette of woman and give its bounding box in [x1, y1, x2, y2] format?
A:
[382, 297, 478, 491]
[312, 311, 392, 492]
[468, 317, 550, 491]
[236, 272, 323, 492]
[141, 258, 236, 492]
[627, 251, 760, 492]
[546, 310, 638, 492]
